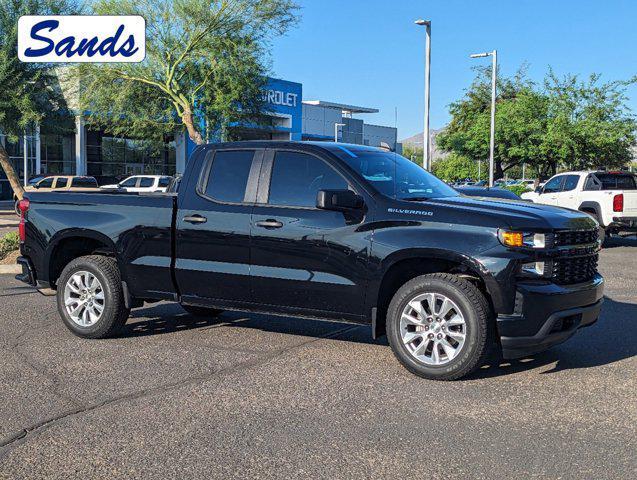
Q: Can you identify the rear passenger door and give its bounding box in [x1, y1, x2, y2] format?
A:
[249, 149, 370, 320]
[175, 148, 262, 306]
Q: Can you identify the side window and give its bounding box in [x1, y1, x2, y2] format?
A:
[158, 177, 171, 188]
[120, 177, 137, 188]
[139, 177, 154, 188]
[562, 175, 580, 192]
[55, 178, 68, 188]
[584, 175, 601, 191]
[203, 150, 255, 203]
[268, 151, 349, 208]
[543, 176, 564, 193]
[37, 178, 54, 188]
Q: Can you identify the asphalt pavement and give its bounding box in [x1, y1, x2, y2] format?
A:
[0, 239, 635, 479]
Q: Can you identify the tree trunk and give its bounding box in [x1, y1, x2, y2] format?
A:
[494, 162, 504, 182]
[0, 144, 24, 201]
[181, 109, 204, 145]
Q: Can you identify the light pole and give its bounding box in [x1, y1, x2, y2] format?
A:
[334, 123, 346, 143]
[415, 19, 431, 171]
[470, 50, 497, 187]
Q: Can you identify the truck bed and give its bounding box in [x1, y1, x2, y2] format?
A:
[23, 191, 177, 301]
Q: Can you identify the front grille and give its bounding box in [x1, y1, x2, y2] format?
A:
[554, 229, 598, 246]
[551, 254, 599, 285]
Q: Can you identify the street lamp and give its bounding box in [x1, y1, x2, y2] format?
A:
[415, 19, 431, 171]
[334, 123, 346, 143]
[470, 50, 497, 187]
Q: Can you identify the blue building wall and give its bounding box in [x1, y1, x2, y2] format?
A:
[186, 77, 303, 158]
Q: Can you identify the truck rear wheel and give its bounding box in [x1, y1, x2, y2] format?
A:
[386, 273, 494, 381]
[56, 255, 130, 339]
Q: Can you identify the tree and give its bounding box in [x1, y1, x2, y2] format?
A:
[437, 65, 550, 180]
[438, 65, 637, 180]
[402, 144, 423, 166]
[541, 70, 637, 177]
[83, 0, 299, 145]
[0, 0, 77, 200]
[431, 153, 479, 182]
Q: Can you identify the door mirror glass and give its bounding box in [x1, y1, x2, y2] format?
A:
[316, 189, 363, 211]
[535, 186, 543, 194]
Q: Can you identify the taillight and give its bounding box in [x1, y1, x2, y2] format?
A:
[613, 194, 624, 213]
[18, 198, 29, 242]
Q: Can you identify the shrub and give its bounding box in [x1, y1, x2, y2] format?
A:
[0, 232, 19, 260]
[502, 184, 529, 197]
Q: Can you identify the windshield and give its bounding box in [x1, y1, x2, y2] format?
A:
[334, 147, 458, 200]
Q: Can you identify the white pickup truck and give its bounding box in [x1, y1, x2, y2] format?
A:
[521, 170, 637, 242]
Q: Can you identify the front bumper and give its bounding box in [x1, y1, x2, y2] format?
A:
[497, 274, 604, 359]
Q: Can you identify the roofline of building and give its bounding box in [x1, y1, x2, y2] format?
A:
[302, 100, 379, 114]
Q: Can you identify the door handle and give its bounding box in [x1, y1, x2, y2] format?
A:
[256, 219, 283, 229]
[183, 214, 207, 224]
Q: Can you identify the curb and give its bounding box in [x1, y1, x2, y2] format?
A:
[0, 265, 20, 274]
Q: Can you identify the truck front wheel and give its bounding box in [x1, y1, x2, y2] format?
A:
[56, 255, 130, 339]
[386, 273, 494, 381]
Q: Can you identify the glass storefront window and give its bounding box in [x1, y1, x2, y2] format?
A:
[41, 134, 76, 175]
[86, 130, 176, 184]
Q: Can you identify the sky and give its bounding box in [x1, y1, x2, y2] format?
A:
[270, 0, 637, 140]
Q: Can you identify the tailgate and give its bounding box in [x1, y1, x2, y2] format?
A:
[623, 191, 637, 214]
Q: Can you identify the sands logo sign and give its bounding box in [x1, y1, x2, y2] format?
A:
[18, 16, 145, 63]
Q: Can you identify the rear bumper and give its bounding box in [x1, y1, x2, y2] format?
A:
[610, 216, 637, 231]
[15, 256, 37, 287]
[497, 274, 604, 359]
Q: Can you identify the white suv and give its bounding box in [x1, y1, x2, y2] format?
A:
[101, 175, 172, 193]
[522, 170, 637, 242]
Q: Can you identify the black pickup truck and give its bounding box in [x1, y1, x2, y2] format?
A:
[15, 141, 604, 380]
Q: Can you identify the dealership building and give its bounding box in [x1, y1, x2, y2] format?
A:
[0, 76, 400, 199]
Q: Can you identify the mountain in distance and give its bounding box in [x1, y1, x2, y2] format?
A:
[400, 128, 449, 161]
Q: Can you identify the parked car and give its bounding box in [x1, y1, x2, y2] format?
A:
[14, 175, 99, 215]
[100, 175, 173, 193]
[455, 186, 521, 200]
[16, 142, 603, 381]
[521, 170, 637, 243]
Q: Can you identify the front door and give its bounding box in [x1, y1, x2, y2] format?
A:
[537, 175, 565, 206]
[175, 148, 262, 307]
[249, 149, 370, 320]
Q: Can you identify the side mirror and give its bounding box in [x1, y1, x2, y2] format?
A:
[316, 189, 363, 211]
[535, 186, 543, 194]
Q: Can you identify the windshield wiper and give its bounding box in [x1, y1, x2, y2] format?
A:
[401, 196, 432, 201]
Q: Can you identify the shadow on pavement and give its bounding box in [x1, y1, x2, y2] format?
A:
[603, 235, 637, 249]
[469, 295, 637, 379]
[120, 295, 635, 379]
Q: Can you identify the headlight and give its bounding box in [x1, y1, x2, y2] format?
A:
[498, 229, 546, 248]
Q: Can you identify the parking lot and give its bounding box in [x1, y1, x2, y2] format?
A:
[0, 239, 635, 479]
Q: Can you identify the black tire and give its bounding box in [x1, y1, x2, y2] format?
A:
[386, 273, 494, 381]
[56, 255, 130, 339]
[181, 305, 223, 317]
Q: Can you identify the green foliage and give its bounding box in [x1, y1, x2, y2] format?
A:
[438, 65, 637, 180]
[402, 144, 423, 166]
[82, 0, 299, 144]
[431, 153, 479, 182]
[0, 232, 19, 259]
[0, 0, 77, 140]
[502, 184, 529, 197]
